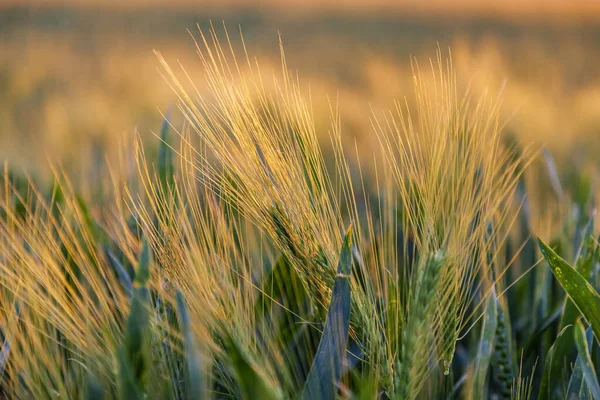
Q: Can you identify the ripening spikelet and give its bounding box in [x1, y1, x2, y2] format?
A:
[373, 49, 533, 397]
[153, 25, 349, 311]
[151, 27, 408, 396]
[395, 251, 445, 398]
[0, 169, 130, 398]
[152, 24, 392, 376]
[494, 301, 516, 399]
[128, 130, 294, 393]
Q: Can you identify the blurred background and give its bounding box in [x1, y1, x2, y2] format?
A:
[1, 0, 600, 185]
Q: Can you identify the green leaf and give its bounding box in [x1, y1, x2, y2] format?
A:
[574, 321, 600, 400]
[567, 325, 594, 400]
[176, 291, 205, 400]
[301, 226, 353, 400]
[76, 195, 108, 244]
[158, 113, 174, 191]
[134, 237, 151, 286]
[117, 346, 143, 400]
[106, 249, 133, 297]
[254, 254, 310, 321]
[471, 291, 498, 398]
[542, 148, 564, 201]
[118, 243, 152, 400]
[542, 237, 599, 398]
[226, 334, 280, 400]
[537, 238, 600, 342]
[567, 360, 590, 400]
[539, 325, 571, 400]
[121, 287, 151, 395]
[253, 253, 316, 387]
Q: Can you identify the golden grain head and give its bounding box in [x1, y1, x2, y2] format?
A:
[372, 48, 536, 391]
[153, 25, 362, 312]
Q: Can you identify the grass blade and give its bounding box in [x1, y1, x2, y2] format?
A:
[226, 334, 280, 400]
[301, 226, 353, 400]
[158, 112, 174, 191]
[542, 237, 599, 398]
[135, 237, 151, 286]
[567, 326, 594, 400]
[106, 249, 133, 297]
[537, 238, 600, 342]
[574, 321, 600, 400]
[118, 237, 153, 399]
[117, 347, 143, 400]
[542, 148, 564, 201]
[539, 325, 571, 399]
[471, 291, 498, 398]
[176, 291, 204, 400]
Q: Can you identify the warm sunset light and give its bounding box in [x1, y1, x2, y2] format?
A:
[0, 1, 598, 399]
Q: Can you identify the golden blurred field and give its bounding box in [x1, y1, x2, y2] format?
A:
[2, 1, 600, 180]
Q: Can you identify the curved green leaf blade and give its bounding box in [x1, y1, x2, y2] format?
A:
[541, 237, 598, 399]
[134, 237, 151, 286]
[119, 287, 151, 399]
[226, 334, 280, 400]
[117, 347, 143, 400]
[301, 226, 353, 400]
[106, 249, 133, 298]
[158, 112, 174, 191]
[537, 238, 600, 342]
[176, 291, 205, 400]
[574, 321, 600, 400]
[471, 290, 498, 398]
[539, 325, 571, 400]
[567, 325, 594, 400]
[118, 238, 152, 400]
